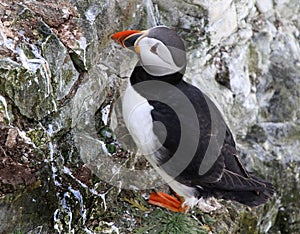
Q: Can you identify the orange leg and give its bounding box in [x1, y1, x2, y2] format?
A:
[148, 191, 189, 213]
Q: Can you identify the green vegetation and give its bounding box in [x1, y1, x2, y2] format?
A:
[118, 192, 216, 233]
[134, 208, 212, 234]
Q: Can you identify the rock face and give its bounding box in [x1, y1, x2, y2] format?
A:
[0, 0, 299, 233]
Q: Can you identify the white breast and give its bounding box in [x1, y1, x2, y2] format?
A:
[122, 82, 162, 159]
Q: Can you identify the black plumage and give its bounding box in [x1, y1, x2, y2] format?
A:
[130, 64, 274, 206]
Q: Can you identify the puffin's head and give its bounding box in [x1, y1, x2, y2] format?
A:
[111, 26, 186, 76]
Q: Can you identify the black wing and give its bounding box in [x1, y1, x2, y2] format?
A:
[149, 80, 274, 206]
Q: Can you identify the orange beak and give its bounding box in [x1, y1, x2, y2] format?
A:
[111, 30, 142, 48]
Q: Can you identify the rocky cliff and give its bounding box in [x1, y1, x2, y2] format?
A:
[0, 0, 299, 233]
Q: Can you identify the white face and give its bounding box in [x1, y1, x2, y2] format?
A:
[136, 37, 185, 76]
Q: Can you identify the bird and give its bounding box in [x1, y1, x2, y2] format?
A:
[111, 25, 275, 212]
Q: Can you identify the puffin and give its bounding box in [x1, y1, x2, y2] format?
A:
[111, 26, 274, 212]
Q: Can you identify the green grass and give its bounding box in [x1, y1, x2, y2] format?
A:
[14, 229, 23, 234]
[134, 208, 212, 234]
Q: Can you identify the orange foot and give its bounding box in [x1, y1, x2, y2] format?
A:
[148, 191, 189, 213]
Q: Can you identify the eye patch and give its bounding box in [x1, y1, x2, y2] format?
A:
[150, 43, 160, 54]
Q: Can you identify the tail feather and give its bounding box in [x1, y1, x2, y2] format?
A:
[199, 174, 275, 207]
[221, 179, 275, 207]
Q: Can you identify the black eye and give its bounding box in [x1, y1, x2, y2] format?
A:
[150, 43, 159, 54]
[124, 34, 142, 48]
